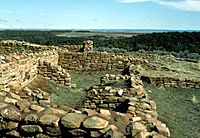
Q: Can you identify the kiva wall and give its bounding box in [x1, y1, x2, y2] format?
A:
[58, 52, 146, 72]
[0, 51, 59, 89]
[142, 76, 200, 88]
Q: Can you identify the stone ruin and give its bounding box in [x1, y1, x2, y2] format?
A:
[82, 40, 94, 52]
[0, 40, 170, 138]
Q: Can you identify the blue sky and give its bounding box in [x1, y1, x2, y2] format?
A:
[0, 0, 200, 30]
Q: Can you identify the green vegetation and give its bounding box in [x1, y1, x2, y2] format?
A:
[134, 56, 200, 84]
[27, 76, 86, 109]
[1, 30, 200, 58]
[139, 49, 200, 59]
[93, 47, 127, 53]
[144, 84, 200, 138]
[51, 86, 85, 109]
[69, 71, 120, 90]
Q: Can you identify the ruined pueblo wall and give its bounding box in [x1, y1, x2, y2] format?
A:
[58, 52, 146, 72]
[0, 51, 59, 89]
[0, 40, 57, 55]
[142, 76, 200, 88]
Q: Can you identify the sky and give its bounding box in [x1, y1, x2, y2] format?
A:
[0, 0, 200, 30]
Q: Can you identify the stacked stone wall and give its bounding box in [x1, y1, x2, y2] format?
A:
[142, 76, 200, 88]
[0, 40, 171, 138]
[61, 45, 82, 52]
[0, 51, 59, 89]
[82, 69, 170, 138]
[0, 71, 170, 138]
[0, 40, 57, 55]
[38, 65, 72, 87]
[59, 52, 146, 72]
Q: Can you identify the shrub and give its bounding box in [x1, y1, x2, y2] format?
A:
[186, 53, 200, 59]
[94, 47, 127, 53]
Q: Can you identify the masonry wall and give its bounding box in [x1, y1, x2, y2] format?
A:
[61, 45, 82, 52]
[0, 40, 57, 55]
[142, 76, 200, 88]
[58, 52, 146, 72]
[0, 51, 59, 89]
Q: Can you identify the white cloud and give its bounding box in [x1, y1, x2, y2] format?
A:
[0, 19, 8, 23]
[120, 0, 200, 12]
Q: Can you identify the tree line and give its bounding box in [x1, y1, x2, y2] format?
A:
[0, 30, 200, 54]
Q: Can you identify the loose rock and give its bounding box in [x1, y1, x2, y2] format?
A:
[83, 116, 109, 129]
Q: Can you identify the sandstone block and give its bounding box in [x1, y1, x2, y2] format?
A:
[4, 97, 18, 105]
[0, 121, 18, 130]
[83, 116, 109, 129]
[156, 124, 170, 137]
[16, 99, 30, 110]
[24, 114, 38, 124]
[68, 129, 87, 136]
[61, 113, 86, 128]
[30, 105, 45, 113]
[0, 101, 7, 109]
[39, 114, 60, 127]
[21, 125, 43, 133]
[1, 106, 21, 121]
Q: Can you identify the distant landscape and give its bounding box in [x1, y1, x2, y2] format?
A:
[1, 30, 200, 59]
[1, 30, 200, 138]
[1, 0, 200, 137]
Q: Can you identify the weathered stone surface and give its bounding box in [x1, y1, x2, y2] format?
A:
[140, 103, 151, 110]
[4, 97, 18, 105]
[131, 122, 147, 136]
[149, 100, 157, 110]
[90, 131, 101, 137]
[43, 107, 67, 116]
[0, 101, 7, 109]
[68, 129, 87, 136]
[128, 106, 136, 114]
[0, 91, 7, 98]
[99, 125, 118, 134]
[21, 125, 43, 133]
[36, 93, 43, 100]
[16, 99, 30, 110]
[117, 89, 124, 96]
[36, 133, 50, 138]
[39, 114, 60, 127]
[82, 109, 97, 116]
[1, 106, 21, 121]
[156, 124, 170, 137]
[23, 87, 32, 96]
[45, 126, 61, 136]
[24, 114, 38, 124]
[6, 130, 20, 137]
[132, 117, 142, 122]
[83, 116, 109, 129]
[39, 100, 50, 107]
[132, 122, 147, 131]
[0, 121, 18, 130]
[61, 113, 86, 128]
[10, 93, 21, 100]
[99, 109, 111, 119]
[30, 105, 45, 113]
[135, 130, 147, 138]
[112, 131, 126, 138]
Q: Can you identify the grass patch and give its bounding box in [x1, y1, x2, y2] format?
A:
[144, 84, 200, 138]
[105, 80, 128, 88]
[28, 76, 86, 109]
[51, 86, 85, 109]
[138, 55, 200, 82]
[69, 71, 120, 90]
